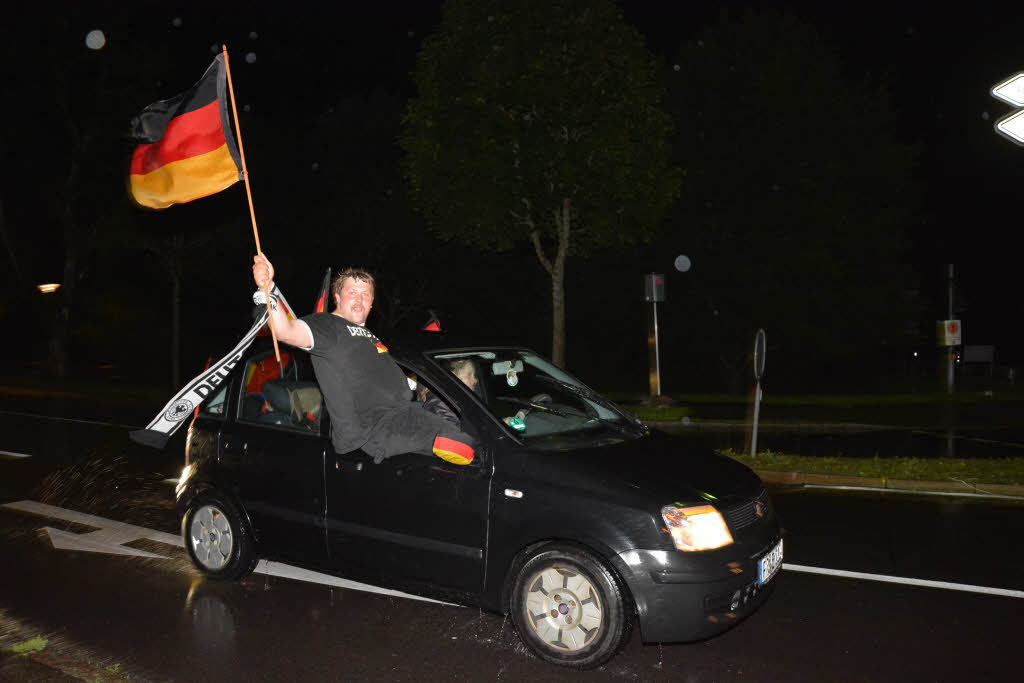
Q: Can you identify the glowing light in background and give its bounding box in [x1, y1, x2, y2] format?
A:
[85, 30, 106, 50]
[37, 283, 61, 294]
[172, 17, 183, 28]
[245, 52, 256, 64]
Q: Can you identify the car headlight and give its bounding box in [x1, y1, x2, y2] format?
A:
[661, 504, 734, 551]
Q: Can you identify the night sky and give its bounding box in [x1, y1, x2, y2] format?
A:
[3, 1, 1024, 388]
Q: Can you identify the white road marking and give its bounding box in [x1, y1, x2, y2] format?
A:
[253, 561, 453, 605]
[0, 450, 33, 459]
[3, 500, 181, 546]
[803, 484, 1024, 501]
[783, 563, 1024, 598]
[0, 409, 142, 430]
[43, 527, 168, 559]
[1, 500, 453, 605]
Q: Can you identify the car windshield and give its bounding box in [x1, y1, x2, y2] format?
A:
[429, 349, 647, 447]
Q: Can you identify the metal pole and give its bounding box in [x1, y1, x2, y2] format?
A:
[751, 382, 762, 457]
[947, 264, 954, 395]
[653, 301, 661, 396]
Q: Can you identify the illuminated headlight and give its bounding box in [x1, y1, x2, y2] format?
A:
[175, 464, 195, 498]
[661, 504, 734, 551]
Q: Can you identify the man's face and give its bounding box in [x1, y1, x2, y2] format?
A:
[335, 277, 374, 326]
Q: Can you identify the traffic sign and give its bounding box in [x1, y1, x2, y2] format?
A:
[753, 328, 766, 381]
[991, 72, 1024, 106]
[995, 109, 1024, 146]
[991, 72, 1024, 146]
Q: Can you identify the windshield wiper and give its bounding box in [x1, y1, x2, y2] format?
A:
[534, 376, 646, 436]
[494, 396, 577, 418]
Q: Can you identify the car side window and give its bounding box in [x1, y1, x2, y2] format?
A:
[407, 369, 463, 429]
[237, 350, 323, 434]
[198, 383, 228, 418]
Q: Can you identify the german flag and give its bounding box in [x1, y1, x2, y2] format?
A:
[128, 55, 242, 209]
[314, 268, 332, 313]
[422, 310, 442, 332]
[432, 436, 474, 465]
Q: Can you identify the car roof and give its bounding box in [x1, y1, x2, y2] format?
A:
[244, 330, 534, 363]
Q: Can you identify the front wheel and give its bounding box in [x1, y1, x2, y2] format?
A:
[509, 543, 633, 669]
[182, 493, 257, 581]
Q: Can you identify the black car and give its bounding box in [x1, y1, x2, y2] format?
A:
[175, 335, 782, 669]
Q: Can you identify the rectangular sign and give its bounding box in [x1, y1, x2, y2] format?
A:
[936, 320, 962, 346]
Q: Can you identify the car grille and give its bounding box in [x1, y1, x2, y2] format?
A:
[721, 488, 771, 533]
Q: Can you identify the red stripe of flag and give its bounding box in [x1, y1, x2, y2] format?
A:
[130, 101, 227, 176]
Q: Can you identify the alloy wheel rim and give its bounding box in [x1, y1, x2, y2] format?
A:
[523, 565, 603, 651]
[189, 504, 233, 570]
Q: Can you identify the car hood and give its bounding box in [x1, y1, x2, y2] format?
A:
[529, 429, 763, 505]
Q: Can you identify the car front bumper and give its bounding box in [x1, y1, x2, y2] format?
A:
[612, 527, 782, 643]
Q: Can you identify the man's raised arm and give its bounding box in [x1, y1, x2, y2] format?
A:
[252, 253, 314, 349]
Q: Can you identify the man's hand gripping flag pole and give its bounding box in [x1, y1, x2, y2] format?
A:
[221, 45, 280, 364]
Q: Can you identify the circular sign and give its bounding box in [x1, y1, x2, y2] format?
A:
[674, 254, 691, 272]
[753, 329, 766, 381]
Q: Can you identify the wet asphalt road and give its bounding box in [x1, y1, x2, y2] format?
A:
[1, 409, 1023, 681]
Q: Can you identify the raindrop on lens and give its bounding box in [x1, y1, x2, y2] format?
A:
[249, 31, 258, 40]
[172, 17, 183, 28]
[246, 52, 257, 63]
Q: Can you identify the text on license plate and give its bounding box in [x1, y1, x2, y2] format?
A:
[758, 538, 783, 585]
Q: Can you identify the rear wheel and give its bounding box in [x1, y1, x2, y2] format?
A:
[182, 493, 257, 581]
[509, 543, 633, 669]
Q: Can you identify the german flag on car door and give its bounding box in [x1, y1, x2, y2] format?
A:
[128, 55, 242, 209]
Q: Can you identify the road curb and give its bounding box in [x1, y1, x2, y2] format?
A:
[754, 469, 1024, 498]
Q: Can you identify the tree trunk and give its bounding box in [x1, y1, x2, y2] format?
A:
[51, 160, 80, 379]
[0, 196, 28, 296]
[531, 198, 571, 368]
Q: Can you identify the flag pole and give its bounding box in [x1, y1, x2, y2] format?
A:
[221, 44, 281, 364]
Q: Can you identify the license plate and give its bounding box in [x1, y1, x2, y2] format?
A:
[758, 538, 783, 585]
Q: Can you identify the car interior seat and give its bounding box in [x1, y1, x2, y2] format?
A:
[259, 379, 322, 430]
[259, 380, 295, 425]
[288, 381, 322, 430]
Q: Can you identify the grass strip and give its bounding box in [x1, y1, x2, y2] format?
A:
[7, 637, 47, 655]
[717, 448, 1024, 486]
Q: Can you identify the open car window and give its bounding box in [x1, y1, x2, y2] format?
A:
[237, 350, 323, 434]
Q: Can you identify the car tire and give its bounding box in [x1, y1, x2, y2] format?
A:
[509, 543, 633, 669]
[182, 493, 258, 581]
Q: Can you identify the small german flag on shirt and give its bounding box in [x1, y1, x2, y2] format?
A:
[128, 54, 242, 209]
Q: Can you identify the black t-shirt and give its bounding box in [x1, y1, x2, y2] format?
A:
[301, 312, 411, 454]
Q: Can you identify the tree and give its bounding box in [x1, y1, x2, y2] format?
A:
[661, 8, 924, 391]
[401, 0, 680, 367]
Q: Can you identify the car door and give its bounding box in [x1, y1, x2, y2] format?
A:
[324, 380, 490, 593]
[220, 349, 329, 568]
